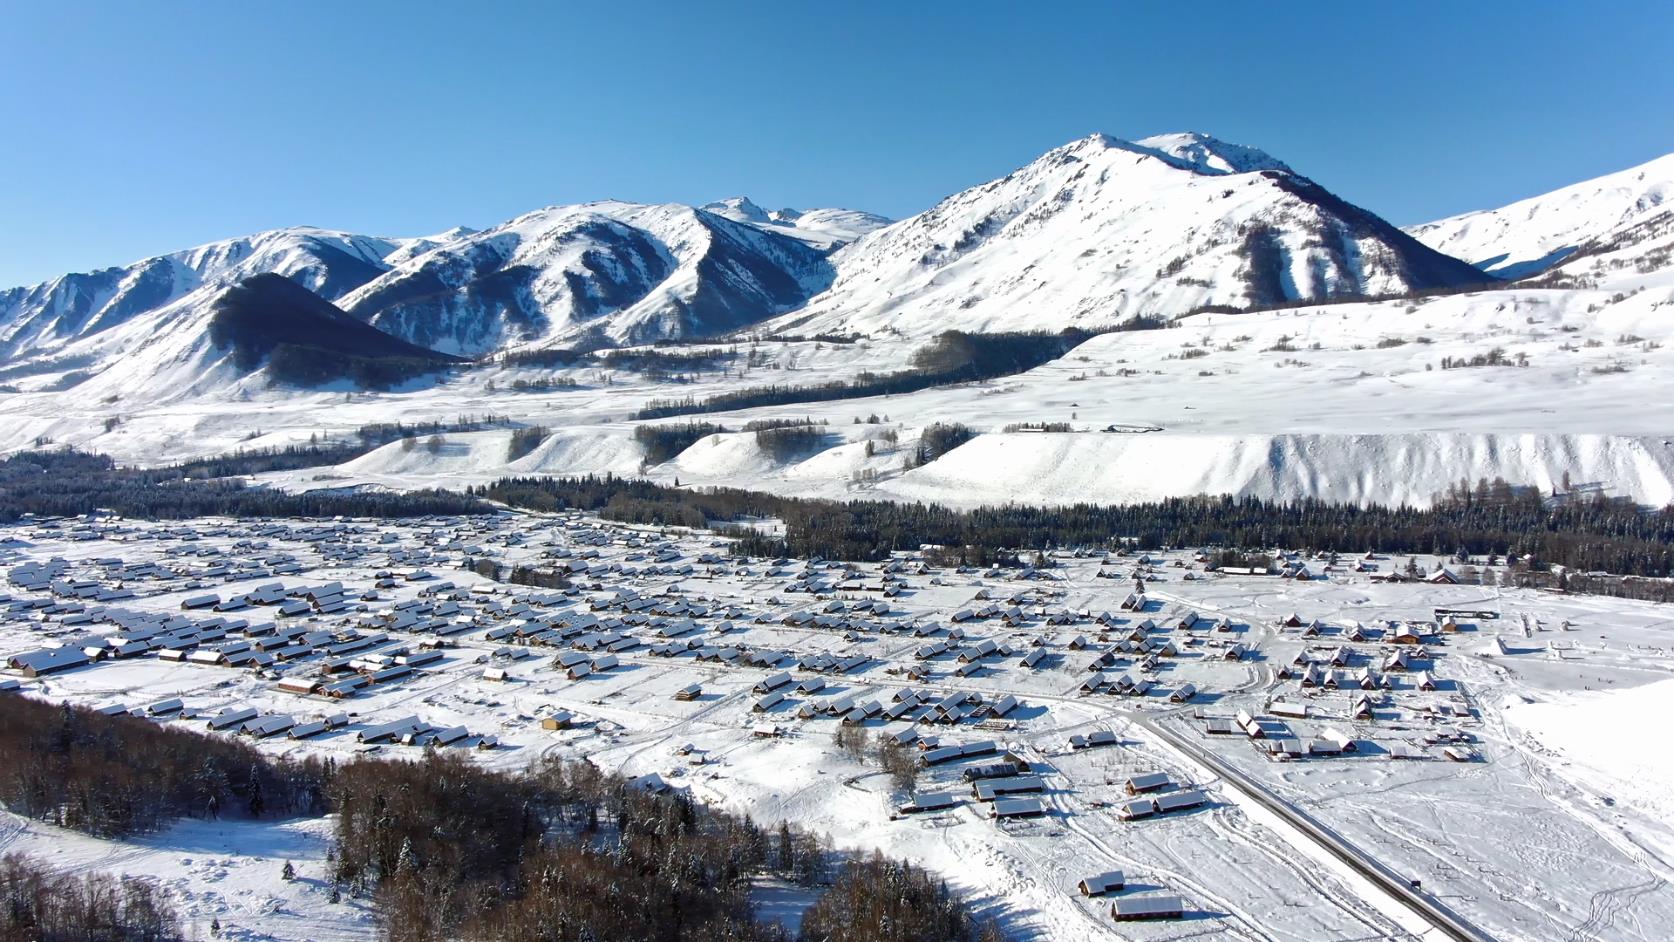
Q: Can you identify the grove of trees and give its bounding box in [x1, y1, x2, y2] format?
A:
[0, 696, 987, 942]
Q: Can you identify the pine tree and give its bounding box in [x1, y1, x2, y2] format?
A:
[247, 766, 265, 817]
[776, 821, 794, 874]
[396, 836, 419, 874]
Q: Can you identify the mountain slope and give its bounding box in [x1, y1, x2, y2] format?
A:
[764, 132, 1487, 339]
[208, 274, 461, 388]
[0, 227, 424, 364]
[1524, 205, 1674, 293]
[337, 201, 836, 355]
[1406, 152, 1674, 279]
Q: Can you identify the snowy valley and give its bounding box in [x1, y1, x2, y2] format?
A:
[3, 129, 1674, 942]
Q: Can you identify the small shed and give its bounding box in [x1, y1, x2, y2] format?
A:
[1077, 870, 1125, 896]
[898, 792, 959, 814]
[1153, 789, 1207, 814]
[1112, 895, 1184, 921]
[1125, 772, 1171, 794]
[1117, 798, 1156, 821]
[991, 797, 1045, 820]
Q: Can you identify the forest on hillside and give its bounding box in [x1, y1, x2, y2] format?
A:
[633, 328, 1113, 420]
[0, 696, 993, 942]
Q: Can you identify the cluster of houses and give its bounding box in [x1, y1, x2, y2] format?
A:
[897, 740, 1049, 822]
[79, 696, 493, 749]
[1115, 772, 1209, 821]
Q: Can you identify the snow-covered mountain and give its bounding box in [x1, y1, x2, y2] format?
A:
[701, 197, 892, 250]
[765, 132, 1488, 339]
[0, 264, 470, 405]
[338, 201, 837, 355]
[0, 196, 869, 373]
[0, 227, 415, 364]
[1531, 204, 1674, 294]
[1406, 152, 1674, 279]
[15, 131, 1674, 409]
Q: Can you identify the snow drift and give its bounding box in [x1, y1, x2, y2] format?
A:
[877, 432, 1674, 508]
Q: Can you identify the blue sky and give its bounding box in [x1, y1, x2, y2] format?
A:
[3, 1, 1671, 287]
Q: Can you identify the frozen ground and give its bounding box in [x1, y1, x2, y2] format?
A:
[3, 511, 1671, 939]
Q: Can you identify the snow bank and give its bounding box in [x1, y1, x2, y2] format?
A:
[668, 433, 788, 478]
[341, 431, 522, 477]
[1502, 678, 1674, 823]
[341, 428, 644, 479]
[517, 428, 645, 476]
[668, 430, 868, 482]
[878, 432, 1674, 508]
[308, 425, 1674, 510]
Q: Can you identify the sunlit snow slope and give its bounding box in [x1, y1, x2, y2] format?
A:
[1407, 152, 1674, 280]
[765, 132, 1487, 339]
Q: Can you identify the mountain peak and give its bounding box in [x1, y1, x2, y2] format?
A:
[702, 196, 771, 224]
[1049, 131, 1292, 177]
[764, 130, 1479, 339]
[1134, 131, 1293, 175]
[700, 198, 891, 251]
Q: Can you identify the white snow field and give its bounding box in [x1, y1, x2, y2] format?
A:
[3, 513, 1672, 940]
[1502, 677, 1674, 837]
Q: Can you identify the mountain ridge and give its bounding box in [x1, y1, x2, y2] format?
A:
[762, 131, 1488, 339]
[1406, 151, 1674, 279]
[3, 132, 1671, 394]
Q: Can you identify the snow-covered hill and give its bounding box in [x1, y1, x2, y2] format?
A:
[701, 197, 892, 250]
[1407, 152, 1674, 279]
[0, 227, 415, 364]
[0, 197, 872, 379]
[763, 132, 1488, 339]
[338, 201, 836, 355]
[1524, 203, 1674, 296]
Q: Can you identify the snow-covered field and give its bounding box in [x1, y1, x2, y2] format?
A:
[2, 273, 1672, 511]
[4, 511, 1672, 940]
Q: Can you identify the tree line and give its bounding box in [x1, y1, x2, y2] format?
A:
[634, 421, 730, 464]
[633, 329, 1109, 420]
[0, 695, 331, 838]
[476, 474, 1674, 576]
[0, 449, 489, 521]
[0, 853, 181, 942]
